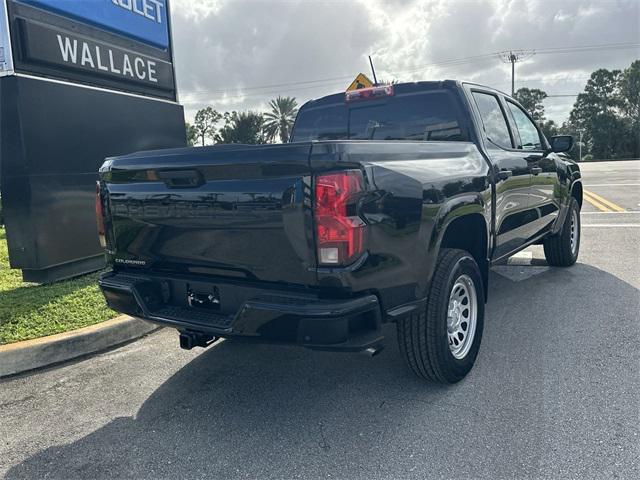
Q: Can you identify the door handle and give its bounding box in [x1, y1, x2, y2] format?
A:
[530, 167, 542, 175]
[498, 169, 513, 180]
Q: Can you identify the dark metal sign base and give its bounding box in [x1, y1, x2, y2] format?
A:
[0, 75, 185, 283]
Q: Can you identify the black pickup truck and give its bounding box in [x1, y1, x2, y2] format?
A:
[97, 80, 582, 383]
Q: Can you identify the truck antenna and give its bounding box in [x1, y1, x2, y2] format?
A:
[368, 55, 379, 85]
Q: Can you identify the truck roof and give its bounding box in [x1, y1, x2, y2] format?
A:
[301, 80, 456, 109]
[301, 79, 510, 109]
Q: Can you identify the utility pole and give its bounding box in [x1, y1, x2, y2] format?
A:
[368, 55, 378, 86]
[498, 50, 535, 96]
[510, 53, 515, 96]
[578, 129, 584, 162]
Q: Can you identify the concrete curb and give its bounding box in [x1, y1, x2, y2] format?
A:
[0, 316, 160, 378]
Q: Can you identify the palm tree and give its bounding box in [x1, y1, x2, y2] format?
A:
[263, 96, 298, 143]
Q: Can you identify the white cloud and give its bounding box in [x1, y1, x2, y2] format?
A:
[170, 0, 640, 124]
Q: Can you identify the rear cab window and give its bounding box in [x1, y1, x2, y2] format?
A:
[291, 84, 469, 143]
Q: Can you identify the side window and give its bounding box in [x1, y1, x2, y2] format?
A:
[471, 92, 513, 149]
[507, 102, 543, 150]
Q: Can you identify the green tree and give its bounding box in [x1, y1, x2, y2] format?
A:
[193, 107, 222, 146]
[185, 122, 198, 146]
[554, 121, 582, 158]
[263, 96, 298, 143]
[216, 111, 266, 144]
[568, 68, 625, 159]
[620, 60, 640, 124]
[540, 119, 558, 140]
[514, 87, 560, 142]
[514, 87, 548, 123]
[619, 60, 640, 158]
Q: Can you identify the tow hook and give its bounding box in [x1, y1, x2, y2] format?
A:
[179, 331, 219, 350]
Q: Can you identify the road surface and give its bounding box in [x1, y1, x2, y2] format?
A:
[1, 161, 639, 480]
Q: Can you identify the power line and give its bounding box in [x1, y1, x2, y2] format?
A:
[181, 79, 350, 103]
[182, 51, 499, 96]
[495, 42, 639, 96]
[183, 41, 638, 95]
[182, 56, 493, 103]
[179, 55, 504, 101]
[180, 41, 639, 102]
[386, 52, 497, 77]
[386, 42, 638, 80]
[535, 42, 640, 55]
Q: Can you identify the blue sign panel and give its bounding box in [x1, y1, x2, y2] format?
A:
[18, 0, 169, 49]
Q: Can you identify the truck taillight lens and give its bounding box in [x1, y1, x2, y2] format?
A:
[95, 181, 106, 248]
[314, 170, 366, 266]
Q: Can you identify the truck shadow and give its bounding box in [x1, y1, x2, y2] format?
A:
[6, 263, 640, 479]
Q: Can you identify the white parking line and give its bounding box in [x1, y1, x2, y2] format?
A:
[582, 224, 640, 227]
[581, 211, 640, 215]
[583, 183, 640, 187]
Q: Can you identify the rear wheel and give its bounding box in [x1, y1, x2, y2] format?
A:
[397, 248, 485, 383]
[543, 197, 580, 267]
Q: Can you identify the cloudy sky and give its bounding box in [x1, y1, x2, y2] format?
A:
[170, 0, 639, 125]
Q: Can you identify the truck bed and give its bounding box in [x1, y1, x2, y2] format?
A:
[98, 139, 487, 350]
[99, 139, 488, 303]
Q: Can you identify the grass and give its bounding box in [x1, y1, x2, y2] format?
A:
[0, 227, 117, 345]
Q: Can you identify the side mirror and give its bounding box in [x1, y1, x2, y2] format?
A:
[550, 135, 573, 153]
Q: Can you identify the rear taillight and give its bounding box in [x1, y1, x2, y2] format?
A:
[314, 170, 366, 266]
[95, 181, 106, 248]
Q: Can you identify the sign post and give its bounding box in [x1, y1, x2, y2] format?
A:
[0, 0, 186, 282]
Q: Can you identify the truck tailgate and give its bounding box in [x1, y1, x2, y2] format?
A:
[100, 143, 317, 285]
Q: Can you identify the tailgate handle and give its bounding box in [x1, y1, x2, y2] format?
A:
[157, 170, 204, 188]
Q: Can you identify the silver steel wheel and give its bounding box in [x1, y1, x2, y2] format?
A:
[447, 274, 477, 360]
[570, 208, 579, 255]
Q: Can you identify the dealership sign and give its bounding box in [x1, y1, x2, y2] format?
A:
[18, 0, 169, 48]
[20, 19, 174, 91]
[5, 0, 176, 99]
[0, 0, 184, 283]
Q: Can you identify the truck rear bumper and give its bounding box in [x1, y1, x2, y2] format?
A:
[98, 271, 383, 352]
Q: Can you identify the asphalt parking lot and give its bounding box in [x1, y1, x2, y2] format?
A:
[1, 161, 639, 480]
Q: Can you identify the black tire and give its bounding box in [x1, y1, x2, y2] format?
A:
[397, 248, 485, 383]
[543, 197, 580, 267]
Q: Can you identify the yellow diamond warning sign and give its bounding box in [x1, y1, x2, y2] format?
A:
[347, 73, 374, 91]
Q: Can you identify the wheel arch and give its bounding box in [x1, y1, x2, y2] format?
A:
[437, 211, 490, 301]
[570, 180, 583, 209]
